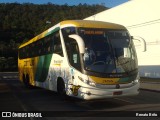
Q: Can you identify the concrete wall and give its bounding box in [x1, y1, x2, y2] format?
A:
[85, 0, 160, 78]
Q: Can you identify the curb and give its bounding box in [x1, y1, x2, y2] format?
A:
[140, 88, 160, 93]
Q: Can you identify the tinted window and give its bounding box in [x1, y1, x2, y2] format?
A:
[19, 31, 63, 59]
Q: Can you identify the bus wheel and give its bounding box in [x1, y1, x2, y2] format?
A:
[23, 74, 31, 88]
[57, 78, 67, 100]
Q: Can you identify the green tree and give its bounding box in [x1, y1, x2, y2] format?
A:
[0, 3, 108, 71]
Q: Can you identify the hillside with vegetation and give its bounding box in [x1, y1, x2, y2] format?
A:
[0, 3, 107, 71]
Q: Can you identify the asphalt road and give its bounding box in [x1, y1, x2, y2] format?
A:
[0, 73, 160, 120]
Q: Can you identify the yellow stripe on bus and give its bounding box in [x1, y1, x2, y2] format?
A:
[89, 76, 120, 85]
[60, 20, 125, 29]
[53, 64, 61, 66]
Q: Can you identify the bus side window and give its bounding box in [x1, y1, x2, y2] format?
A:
[46, 36, 52, 53]
[37, 40, 43, 55]
[26, 46, 29, 58]
[62, 28, 81, 71]
[53, 32, 63, 57]
[71, 40, 80, 69]
[50, 36, 54, 53]
[66, 38, 81, 71]
[28, 43, 35, 57]
[44, 36, 52, 55]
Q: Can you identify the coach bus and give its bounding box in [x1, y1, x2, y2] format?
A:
[18, 20, 143, 100]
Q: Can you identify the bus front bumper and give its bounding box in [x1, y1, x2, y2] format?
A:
[67, 82, 140, 100]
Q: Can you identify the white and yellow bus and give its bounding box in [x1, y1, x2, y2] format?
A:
[18, 20, 141, 100]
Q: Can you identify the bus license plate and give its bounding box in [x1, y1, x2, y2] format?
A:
[113, 91, 122, 95]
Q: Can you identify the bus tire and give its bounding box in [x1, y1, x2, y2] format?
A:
[23, 74, 31, 88]
[57, 78, 67, 100]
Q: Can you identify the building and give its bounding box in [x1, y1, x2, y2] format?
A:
[85, 0, 160, 78]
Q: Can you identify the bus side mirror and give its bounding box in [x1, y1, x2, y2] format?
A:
[132, 36, 147, 52]
[69, 34, 85, 54]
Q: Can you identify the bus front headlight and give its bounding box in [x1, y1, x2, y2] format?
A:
[78, 76, 96, 87]
[132, 73, 140, 85]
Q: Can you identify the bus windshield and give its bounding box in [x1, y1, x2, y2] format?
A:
[78, 28, 138, 74]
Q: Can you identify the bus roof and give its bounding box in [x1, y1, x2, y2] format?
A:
[19, 20, 126, 48]
[60, 20, 126, 29]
